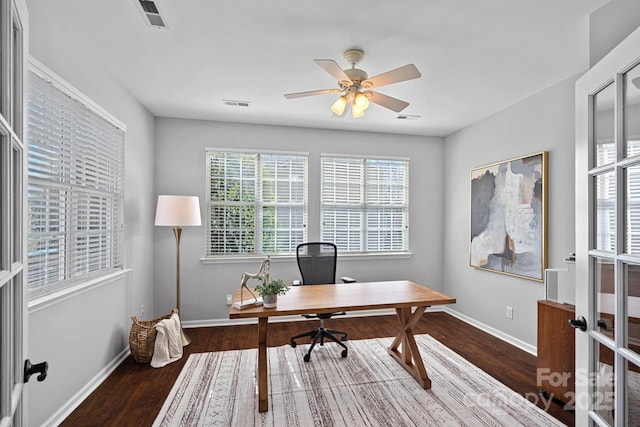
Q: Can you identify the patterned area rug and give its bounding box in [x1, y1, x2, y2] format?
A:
[153, 334, 562, 426]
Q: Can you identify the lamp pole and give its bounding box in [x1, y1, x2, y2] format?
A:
[173, 225, 191, 345]
[155, 195, 201, 346]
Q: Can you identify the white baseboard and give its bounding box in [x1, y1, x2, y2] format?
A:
[441, 306, 537, 356]
[43, 347, 131, 427]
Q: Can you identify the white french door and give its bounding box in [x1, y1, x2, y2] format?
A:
[0, 0, 28, 425]
[575, 26, 640, 426]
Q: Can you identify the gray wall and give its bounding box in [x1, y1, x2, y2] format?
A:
[590, 0, 640, 66]
[442, 75, 578, 346]
[26, 9, 156, 427]
[153, 118, 445, 321]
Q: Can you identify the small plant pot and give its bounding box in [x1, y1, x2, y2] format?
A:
[263, 294, 277, 308]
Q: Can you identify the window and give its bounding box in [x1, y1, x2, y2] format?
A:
[206, 149, 307, 256]
[27, 64, 125, 300]
[321, 155, 409, 253]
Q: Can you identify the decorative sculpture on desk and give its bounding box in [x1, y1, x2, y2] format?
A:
[233, 256, 271, 309]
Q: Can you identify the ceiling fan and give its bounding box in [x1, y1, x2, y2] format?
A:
[284, 49, 421, 118]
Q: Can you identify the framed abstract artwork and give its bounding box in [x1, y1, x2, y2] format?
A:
[470, 151, 548, 281]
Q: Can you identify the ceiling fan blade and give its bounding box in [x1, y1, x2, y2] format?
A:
[368, 91, 410, 113]
[284, 88, 342, 99]
[314, 59, 353, 86]
[362, 64, 421, 89]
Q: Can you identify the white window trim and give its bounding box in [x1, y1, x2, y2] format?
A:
[320, 154, 411, 254]
[206, 147, 308, 157]
[321, 152, 410, 162]
[29, 57, 126, 131]
[27, 57, 126, 301]
[204, 148, 309, 257]
[28, 268, 131, 313]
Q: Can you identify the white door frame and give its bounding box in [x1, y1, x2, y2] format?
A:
[0, 0, 28, 425]
[575, 25, 640, 427]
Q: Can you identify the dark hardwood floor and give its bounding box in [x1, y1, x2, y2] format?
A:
[60, 312, 573, 426]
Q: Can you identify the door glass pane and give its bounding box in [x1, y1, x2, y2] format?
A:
[11, 274, 19, 385]
[627, 359, 640, 426]
[594, 343, 616, 424]
[626, 263, 640, 356]
[596, 172, 616, 252]
[625, 62, 640, 158]
[596, 258, 616, 337]
[594, 83, 616, 167]
[0, 133, 5, 272]
[0, 1, 4, 120]
[11, 13, 22, 137]
[12, 142, 21, 264]
[626, 165, 640, 254]
[0, 281, 9, 417]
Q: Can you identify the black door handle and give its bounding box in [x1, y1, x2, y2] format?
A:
[569, 316, 587, 332]
[597, 319, 613, 331]
[24, 359, 48, 383]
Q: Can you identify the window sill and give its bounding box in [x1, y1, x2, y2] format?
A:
[200, 252, 413, 264]
[28, 269, 132, 313]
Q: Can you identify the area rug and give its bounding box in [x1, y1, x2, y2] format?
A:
[153, 334, 562, 426]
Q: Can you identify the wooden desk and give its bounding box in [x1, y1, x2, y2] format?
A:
[229, 280, 456, 412]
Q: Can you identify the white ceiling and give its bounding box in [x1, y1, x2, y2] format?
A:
[27, 0, 608, 137]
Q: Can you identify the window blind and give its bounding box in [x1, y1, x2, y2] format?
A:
[27, 70, 125, 299]
[321, 155, 409, 253]
[206, 150, 307, 256]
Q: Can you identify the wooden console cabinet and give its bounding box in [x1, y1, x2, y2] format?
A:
[537, 300, 575, 404]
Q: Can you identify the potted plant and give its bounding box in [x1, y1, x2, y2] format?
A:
[254, 277, 290, 308]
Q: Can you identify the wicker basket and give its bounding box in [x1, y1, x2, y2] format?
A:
[129, 309, 179, 363]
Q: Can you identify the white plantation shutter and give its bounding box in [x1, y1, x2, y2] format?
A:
[27, 69, 125, 299]
[206, 149, 307, 256]
[321, 155, 409, 253]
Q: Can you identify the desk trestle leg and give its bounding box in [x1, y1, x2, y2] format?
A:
[388, 306, 431, 389]
[258, 318, 269, 412]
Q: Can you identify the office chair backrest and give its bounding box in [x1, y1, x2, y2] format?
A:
[296, 242, 337, 285]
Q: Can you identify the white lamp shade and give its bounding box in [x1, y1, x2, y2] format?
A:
[155, 195, 202, 226]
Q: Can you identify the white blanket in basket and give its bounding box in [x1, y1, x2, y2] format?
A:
[151, 312, 185, 368]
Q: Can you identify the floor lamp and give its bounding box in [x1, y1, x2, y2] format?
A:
[155, 195, 202, 345]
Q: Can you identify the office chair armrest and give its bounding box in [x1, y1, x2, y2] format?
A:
[340, 276, 356, 283]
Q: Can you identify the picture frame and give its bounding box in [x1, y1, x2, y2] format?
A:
[470, 151, 548, 281]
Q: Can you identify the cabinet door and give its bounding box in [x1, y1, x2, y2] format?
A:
[537, 300, 575, 404]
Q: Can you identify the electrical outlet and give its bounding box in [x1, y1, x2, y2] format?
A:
[140, 304, 145, 318]
[506, 306, 513, 319]
[226, 294, 233, 306]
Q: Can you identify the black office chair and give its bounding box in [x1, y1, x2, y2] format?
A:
[290, 242, 355, 362]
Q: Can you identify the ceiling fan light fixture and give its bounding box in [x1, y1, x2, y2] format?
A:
[354, 92, 370, 110]
[331, 95, 348, 115]
[352, 103, 365, 118]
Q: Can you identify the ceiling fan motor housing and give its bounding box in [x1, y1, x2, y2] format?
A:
[340, 49, 368, 89]
[343, 68, 368, 88]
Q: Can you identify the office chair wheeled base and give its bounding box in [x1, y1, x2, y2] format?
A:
[290, 320, 348, 362]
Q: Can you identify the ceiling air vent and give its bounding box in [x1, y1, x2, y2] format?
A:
[396, 114, 420, 120]
[223, 99, 251, 107]
[134, 0, 169, 29]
